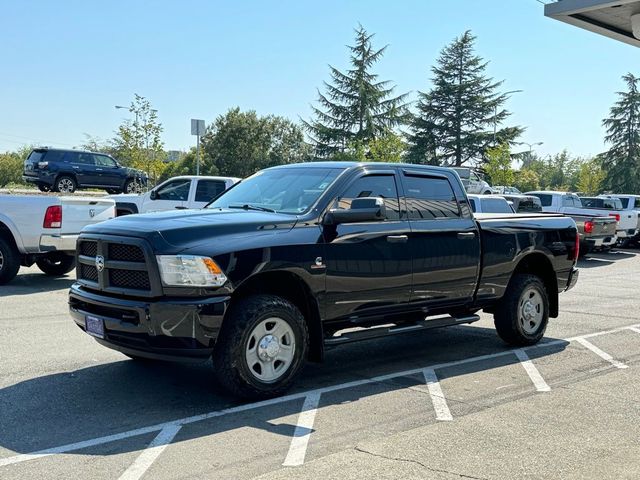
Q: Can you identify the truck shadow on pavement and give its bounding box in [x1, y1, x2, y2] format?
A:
[0, 273, 75, 297]
[0, 325, 569, 460]
[578, 249, 637, 268]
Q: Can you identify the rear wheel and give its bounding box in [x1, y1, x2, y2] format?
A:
[213, 294, 309, 399]
[35, 253, 76, 276]
[54, 175, 77, 193]
[0, 237, 20, 285]
[124, 179, 142, 193]
[494, 274, 549, 346]
[37, 184, 51, 192]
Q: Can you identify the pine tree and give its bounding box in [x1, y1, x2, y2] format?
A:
[408, 31, 522, 166]
[602, 73, 640, 193]
[304, 25, 409, 158]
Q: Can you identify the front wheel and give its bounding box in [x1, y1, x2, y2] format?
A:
[213, 294, 309, 399]
[35, 253, 76, 276]
[124, 179, 142, 194]
[494, 274, 549, 346]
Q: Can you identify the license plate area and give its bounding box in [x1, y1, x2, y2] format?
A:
[85, 315, 105, 339]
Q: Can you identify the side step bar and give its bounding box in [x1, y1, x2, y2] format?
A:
[324, 314, 481, 346]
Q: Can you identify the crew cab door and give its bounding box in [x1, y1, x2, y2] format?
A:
[145, 178, 190, 212]
[401, 170, 480, 306]
[189, 178, 228, 208]
[323, 171, 412, 320]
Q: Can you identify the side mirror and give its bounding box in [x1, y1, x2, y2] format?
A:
[323, 197, 387, 226]
[149, 190, 158, 200]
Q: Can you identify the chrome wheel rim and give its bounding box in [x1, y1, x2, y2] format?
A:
[245, 317, 295, 383]
[126, 182, 141, 193]
[58, 178, 74, 192]
[518, 287, 544, 334]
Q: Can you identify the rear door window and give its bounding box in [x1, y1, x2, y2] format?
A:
[195, 180, 226, 202]
[635, 198, 640, 209]
[403, 175, 460, 220]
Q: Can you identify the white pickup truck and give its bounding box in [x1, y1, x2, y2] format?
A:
[0, 195, 115, 284]
[110, 175, 240, 216]
[598, 194, 640, 246]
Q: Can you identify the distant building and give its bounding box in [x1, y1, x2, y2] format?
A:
[545, 0, 640, 48]
[165, 150, 185, 163]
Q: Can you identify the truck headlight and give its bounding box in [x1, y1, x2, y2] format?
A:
[156, 255, 227, 287]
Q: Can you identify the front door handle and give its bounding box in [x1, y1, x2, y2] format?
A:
[457, 232, 476, 239]
[387, 235, 408, 243]
[175, 206, 188, 210]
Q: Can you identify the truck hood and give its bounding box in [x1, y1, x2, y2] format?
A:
[81, 208, 299, 252]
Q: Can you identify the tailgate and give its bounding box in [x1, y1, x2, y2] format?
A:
[59, 197, 116, 234]
[590, 217, 617, 236]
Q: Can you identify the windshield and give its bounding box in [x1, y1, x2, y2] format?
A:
[207, 167, 343, 214]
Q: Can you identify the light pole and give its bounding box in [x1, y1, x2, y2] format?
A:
[518, 141, 544, 154]
[493, 90, 523, 144]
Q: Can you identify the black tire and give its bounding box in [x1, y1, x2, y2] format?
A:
[106, 188, 121, 194]
[578, 242, 590, 258]
[35, 253, 76, 276]
[483, 190, 492, 195]
[124, 179, 141, 194]
[213, 294, 309, 399]
[37, 184, 51, 192]
[494, 274, 549, 346]
[54, 175, 77, 193]
[0, 236, 21, 285]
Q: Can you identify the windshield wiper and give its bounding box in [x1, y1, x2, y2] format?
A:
[227, 204, 276, 213]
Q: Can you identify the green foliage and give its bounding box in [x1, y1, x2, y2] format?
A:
[577, 158, 605, 195]
[601, 73, 640, 193]
[202, 108, 309, 178]
[0, 151, 24, 187]
[514, 168, 540, 192]
[525, 150, 581, 191]
[484, 143, 514, 186]
[408, 31, 523, 166]
[368, 131, 406, 162]
[112, 94, 166, 185]
[304, 25, 409, 158]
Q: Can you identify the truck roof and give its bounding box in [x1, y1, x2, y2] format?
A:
[167, 175, 240, 181]
[268, 161, 456, 172]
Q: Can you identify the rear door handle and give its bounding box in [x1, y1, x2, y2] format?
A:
[457, 232, 476, 239]
[175, 206, 187, 210]
[387, 235, 408, 243]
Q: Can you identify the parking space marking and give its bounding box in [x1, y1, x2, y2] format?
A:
[2, 322, 639, 469]
[514, 349, 551, 392]
[626, 326, 640, 335]
[574, 337, 628, 369]
[118, 425, 181, 480]
[423, 368, 453, 421]
[282, 392, 322, 467]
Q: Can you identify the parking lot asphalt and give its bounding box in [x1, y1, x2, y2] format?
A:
[1, 250, 640, 480]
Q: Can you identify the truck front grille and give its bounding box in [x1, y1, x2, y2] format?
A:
[109, 269, 150, 290]
[76, 236, 158, 296]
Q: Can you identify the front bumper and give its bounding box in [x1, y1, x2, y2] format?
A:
[40, 234, 78, 252]
[69, 283, 230, 361]
[566, 267, 579, 291]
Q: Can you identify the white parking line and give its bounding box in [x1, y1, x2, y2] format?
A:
[282, 392, 321, 467]
[575, 337, 628, 369]
[626, 326, 640, 335]
[1, 322, 638, 469]
[423, 368, 452, 421]
[514, 349, 551, 392]
[118, 425, 181, 480]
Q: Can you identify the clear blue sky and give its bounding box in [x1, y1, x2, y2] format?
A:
[1, 0, 636, 158]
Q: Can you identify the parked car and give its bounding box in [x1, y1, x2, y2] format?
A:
[451, 167, 493, 194]
[70, 162, 579, 398]
[467, 194, 514, 214]
[526, 191, 618, 254]
[579, 195, 637, 243]
[493, 186, 522, 195]
[110, 175, 241, 216]
[502, 194, 543, 213]
[22, 147, 147, 194]
[597, 194, 640, 246]
[0, 194, 115, 284]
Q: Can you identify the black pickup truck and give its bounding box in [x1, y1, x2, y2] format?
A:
[69, 162, 579, 398]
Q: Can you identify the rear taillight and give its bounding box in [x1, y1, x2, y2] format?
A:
[584, 221, 594, 234]
[609, 213, 620, 222]
[43, 205, 62, 228]
[572, 231, 580, 261]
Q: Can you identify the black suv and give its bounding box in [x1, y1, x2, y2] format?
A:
[22, 147, 147, 193]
